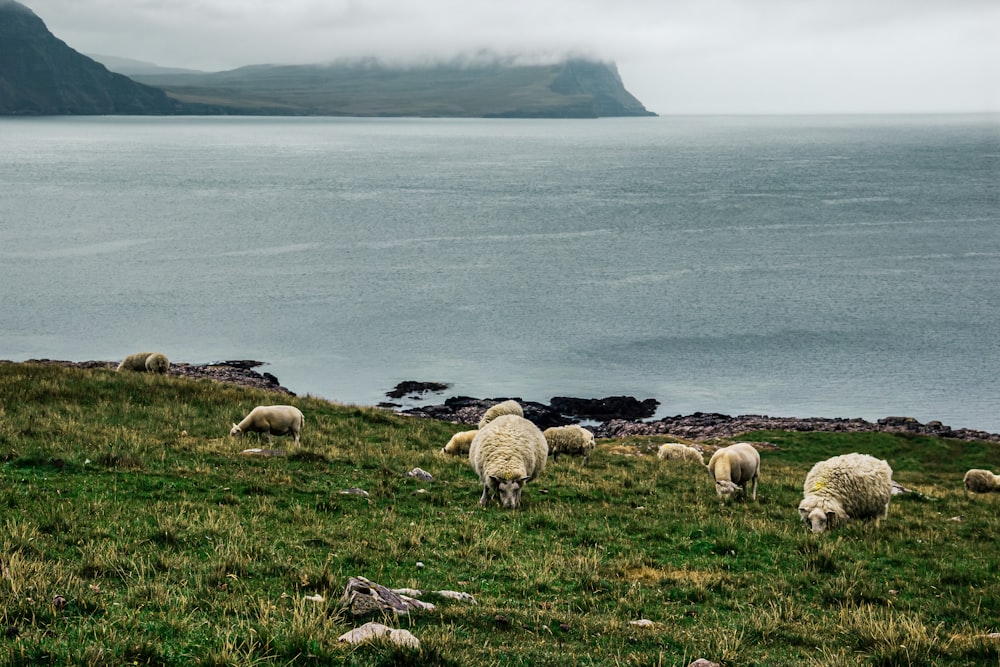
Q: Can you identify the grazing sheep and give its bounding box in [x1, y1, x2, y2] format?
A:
[230, 405, 304, 446]
[543, 425, 596, 465]
[964, 469, 1000, 493]
[442, 429, 479, 456]
[798, 453, 893, 533]
[707, 442, 760, 501]
[469, 414, 548, 509]
[656, 442, 705, 465]
[477, 400, 524, 429]
[116, 351, 169, 374]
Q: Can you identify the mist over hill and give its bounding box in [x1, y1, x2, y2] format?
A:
[1, 0, 655, 117]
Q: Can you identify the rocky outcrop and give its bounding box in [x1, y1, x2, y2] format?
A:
[591, 412, 1000, 444]
[0, 0, 189, 115]
[549, 395, 659, 421]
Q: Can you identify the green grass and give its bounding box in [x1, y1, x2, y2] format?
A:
[2, 361, 1000, 666]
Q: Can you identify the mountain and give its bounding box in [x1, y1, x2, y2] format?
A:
[126, 58, 657, 118]
[1, 0, 656, 118]
[0, 0, 188, 115]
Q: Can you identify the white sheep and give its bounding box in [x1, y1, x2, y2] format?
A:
[656, 442, 705, 466]
[964, 469, 1000, 493]
[798, 453, 893, 533]
[116, 351, 169, 374]
[469, 414, 548, 509]
[230, 405, 304, 446]
[442, 429, 479, 456]
[477, 400, 524, 429]
[543, 425, 596, 465]
[707, 442, 760, 501]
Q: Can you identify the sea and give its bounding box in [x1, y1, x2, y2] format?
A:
[1, 114, 998, 432]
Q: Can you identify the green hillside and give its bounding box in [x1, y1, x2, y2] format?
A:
[130, 59, 657, 118]
[2, 361, 999, 665]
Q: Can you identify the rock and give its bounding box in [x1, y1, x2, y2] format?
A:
[341, 576, 436, 617]
[240, 448, 287, 457]
[406, 468, 434, 481]
[688, 660, 721, 667]
[340, 488, 370, 497]
[629, 619, 655, 627]
[386, 381, 451, 399]
[549, 395, 660, 421]
[337, 622, 420, 650]
[432, 590, 477, 604]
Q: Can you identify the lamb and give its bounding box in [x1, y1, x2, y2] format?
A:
[798, 453, 893, 533]
[964, 469, 1000, 493]
[477, 400, 524, 429]
[442, 429, 479, 456]
[656, 442, 705, 465]
[116, 351, 169, 374]
[543, 425, 596, 465]
[230, 405, 304, 446]
[707, 442, 760, 501]
[469, 414, 548, 509]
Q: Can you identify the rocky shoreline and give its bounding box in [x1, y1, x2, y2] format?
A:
[15, 360, 1000, 444]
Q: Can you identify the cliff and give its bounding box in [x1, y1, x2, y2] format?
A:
[0, 0, 187, 115]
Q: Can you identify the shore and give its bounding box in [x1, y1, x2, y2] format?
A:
[16, 358, 1000, 444]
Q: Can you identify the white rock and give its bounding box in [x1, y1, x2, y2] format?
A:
[338, 622, 420, 649]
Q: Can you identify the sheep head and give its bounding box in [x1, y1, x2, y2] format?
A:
[798, 497, 844, 533]
[489, 475, 529, 509]
[715, 480, 741, 502]
[230, 423, 243, 438]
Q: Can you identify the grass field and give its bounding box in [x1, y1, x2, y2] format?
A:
[2, 361, 999, 666]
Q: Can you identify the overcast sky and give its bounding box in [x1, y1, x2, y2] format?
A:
[20, 0, 1000, 114]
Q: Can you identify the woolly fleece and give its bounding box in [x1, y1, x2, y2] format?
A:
[656, 442, 705, 465]
[708, 442, 760, 501]
[469, 414, 547, 509]
[798, 452, 892, 532]
[543, 425, 596, 464]
[442, 429, 479, 456]
[477, 400, 524, 429]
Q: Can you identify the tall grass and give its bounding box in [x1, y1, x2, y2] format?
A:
[2, 361, 999, 665]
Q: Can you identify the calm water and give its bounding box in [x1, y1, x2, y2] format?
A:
[1, 115, 999, 431]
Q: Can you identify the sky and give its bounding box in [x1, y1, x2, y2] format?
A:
[18, 0, 1000, 115]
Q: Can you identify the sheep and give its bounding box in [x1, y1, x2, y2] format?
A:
[116, 351, 169, 374]
[543, 425, 596, 465]
[656, 442, 705, 465]
[469, 414, 548, 509]
[707, 442, 760, 501]
[477, 400, 524, 429]
[798, 453, 893, 533]
[964, 469, 1000, 493]
[442, 429, 479, 456]
[230, 405, 304, 446]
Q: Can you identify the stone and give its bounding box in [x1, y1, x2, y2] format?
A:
[386, 381, 451, 399]
[406, 468, 434, 481]
[337, 622, 420, 650]
[341, 576, 436, 617]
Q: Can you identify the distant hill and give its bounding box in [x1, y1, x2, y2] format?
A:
[0, 0, 189, 115]
[2, 0, 656, 118]
[126, 58, 657, 118]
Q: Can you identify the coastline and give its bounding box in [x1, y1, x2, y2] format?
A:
[13, 358, 1000, 445]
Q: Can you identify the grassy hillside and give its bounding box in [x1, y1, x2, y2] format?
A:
[2, 362, 999, 666]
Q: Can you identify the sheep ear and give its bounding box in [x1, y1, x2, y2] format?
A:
[489, 475, 501, 486]
[519, 477, 529, 485]
[232, 423, 238, 428]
